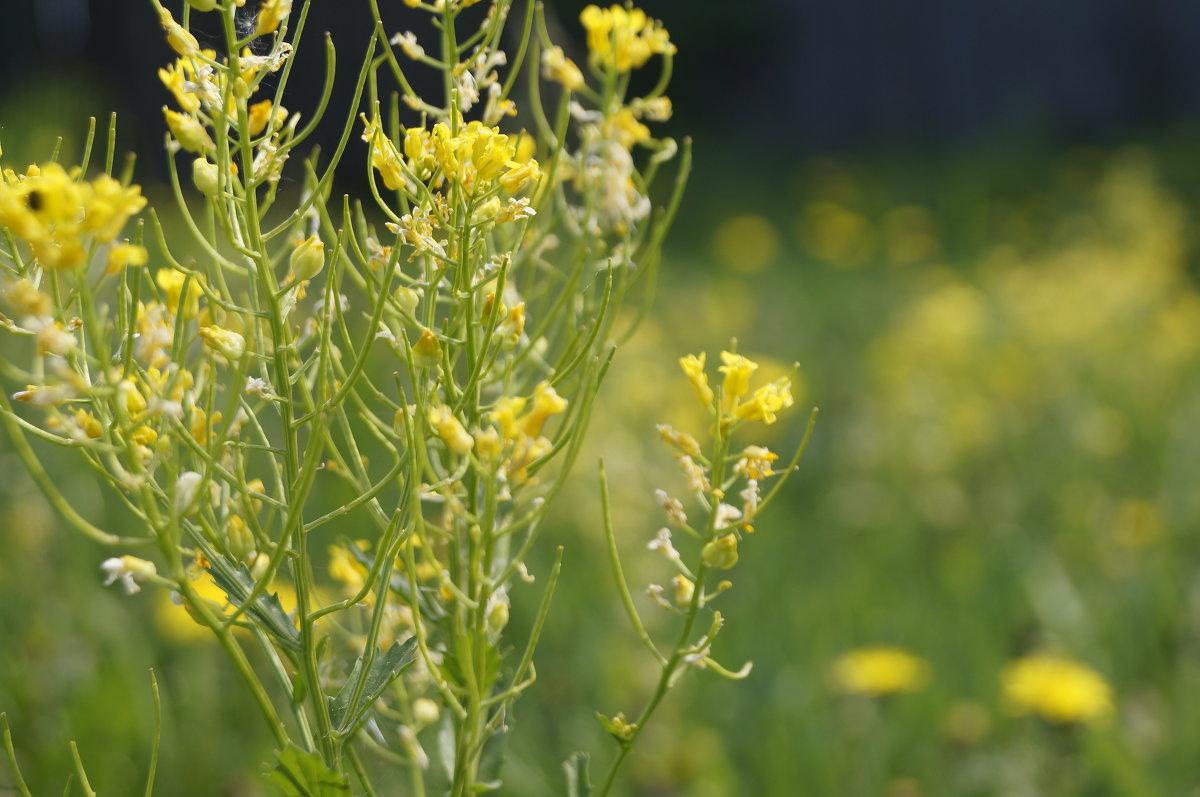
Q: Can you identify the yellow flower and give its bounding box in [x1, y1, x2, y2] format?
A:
[718, 351, 758, 403]
[520, 381, 568, 438]
[158, 57, 201, 113]
[256, 0, 292, 36]
[428, 405, 474, 455]
[732, 378, 794, 425]
[831, 647, 930, 696]
[163, 107, 215, 154]
[2, 278, 52, 317]
[328, 542, 370, 594]
[106, 242, 148, 275]
[155, 268, 204, 318]
[679, 352, 714, 408]
[430, 121, 534, 193]
[247, 99, 275, 136]
[0, 162, 145, 269]
[489, 396, 527, 440]
[499, 159, 542, 195]
[606, 107, 650, 150]
[542, 46, 585, 91]
[159, 8, 200, 58]
[580, 5, 675, 73]
[1001, 654, 1113, 725]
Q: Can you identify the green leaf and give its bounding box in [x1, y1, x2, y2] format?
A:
[563, 752, 591, 797]
[207, 560, 301, 650]
[329, 638, 418, 733]
[265, 745, 349, 797]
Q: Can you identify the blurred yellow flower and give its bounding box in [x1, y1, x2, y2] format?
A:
[1001, 654, 1113, 725]
[580, 4, 675, 73]
[831, 646, 930, 696]
[712, 214, 780, 274]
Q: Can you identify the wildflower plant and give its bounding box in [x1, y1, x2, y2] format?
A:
[0, 0, 807, 793]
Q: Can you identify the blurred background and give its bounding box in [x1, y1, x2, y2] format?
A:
[5, 0, 1200, 794]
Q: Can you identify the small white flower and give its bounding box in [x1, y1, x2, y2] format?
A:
[740, 479, 760, 523]
[714, 502, 743, 530]
[654, 488, 687, 528]
[645, 583, 672, 610]
[647, 527, 680, 561]
[390, 30, 424, 60]
[174, 471, 205, 515]
[100, 555, 157, 595]
[676, 455, 710, 494]
[244, 376, 271, 396]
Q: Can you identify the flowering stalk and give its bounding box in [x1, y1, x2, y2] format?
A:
[596, 352, 816, 794]
[1, 0, 694, 793]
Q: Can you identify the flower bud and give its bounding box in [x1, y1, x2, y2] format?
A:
[393, 285, 421, 320]
[413, 698, 440, 728]
[486, 588, 510, 634]
[671, 574, 694, 607]
[192, 158, 219, 197]
[163, 107, 214, 154]
[175, 471, 205, 515]
[290, 235, 325, 281]
[200, 325, 247, 362]
[412, 328, 442, 368]
[186, 0, 219, 11]
[226, 514, 254, 560]
[159, 9, 200, 58]
[701, 533, 739, 570]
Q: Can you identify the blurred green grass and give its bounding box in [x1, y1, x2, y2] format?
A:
[6, 122, 1200, 794]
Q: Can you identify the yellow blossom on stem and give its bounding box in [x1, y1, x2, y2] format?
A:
[542, 46, 585, 91]
[107, 242, 148, 275]
[163, 107, 215, 154]
[428, 405, 474, 455]
[679, 352, 714, 408]
[159, 8, 200, 58]
[156, 268, 204, 318]
[718, 351, 758, 405]
[521, 381, 568, 438]
[832, 647, 930, 697]
[1001, 654, 1113, 725]
[490, 396, 527, 440]
[580, 4, 675, 73]
[732, 378, 794, 425]
[255, 0, 292, 36]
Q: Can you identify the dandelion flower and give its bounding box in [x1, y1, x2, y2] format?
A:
[1001, 654, 1113, 725]
[831, 646, 929, 696]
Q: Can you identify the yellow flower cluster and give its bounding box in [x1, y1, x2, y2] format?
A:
[0, 162, 146, 271]
[486, 382, 569, 481]
[1001, 654, 1113, 725]
[679, 350, 795, 425]
[831, 646, 930, 696]
[580, 4, 675, 73]
[430, 121, 541, 195]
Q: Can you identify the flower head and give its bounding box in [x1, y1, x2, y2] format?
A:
[580, 5, 675, 72]
[101, 555, 158, 595]
[1001, 654, 1113, 725]
[831, 646, 930, 697]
